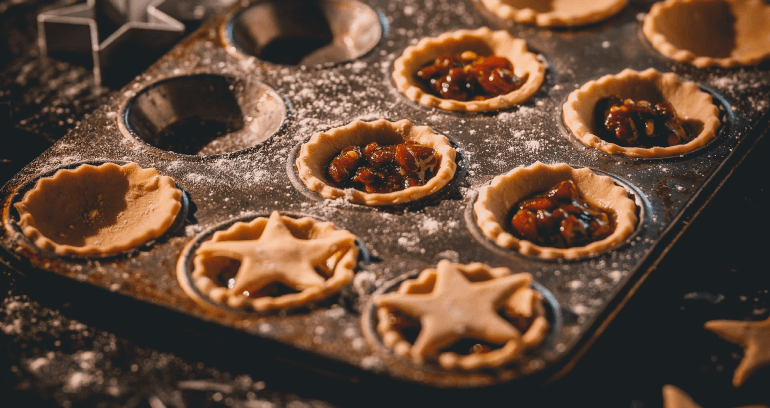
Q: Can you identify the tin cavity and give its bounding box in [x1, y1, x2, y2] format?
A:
[226, 0, 382, 66]
[121, 74, 286, 156]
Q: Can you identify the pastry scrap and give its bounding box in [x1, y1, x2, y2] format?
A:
[374, 260, 549, 370]
[662, 385, 702, 408]
[392, 27, 545, 112]
[704, 315, 770, 387]
[188, 211, 358, 312]
[662, 384, 769, 408]
[480, 0, 627, 27]
[643, 0, 770, 68]
[563, 68, 721, 158]
[474, 162, 637, 259]
[296, 119, 456, 206]
[12, 162, 182, 256]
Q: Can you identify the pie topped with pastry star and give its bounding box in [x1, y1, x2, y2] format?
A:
[373, 260, 549, 370]
[184, 211, 358, 312]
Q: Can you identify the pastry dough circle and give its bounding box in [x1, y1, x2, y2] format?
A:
[188, 213, 358, 312]
[563, 68, 721, 158]
[295, 119, 457, 206]
[480, 0, 628, 27]
[643, 0, 770, 68]
[473, 162, 638, 259]
[392, 27, 545, 112]
[375, 261, 549, 371]
[12, 162, 183, 256]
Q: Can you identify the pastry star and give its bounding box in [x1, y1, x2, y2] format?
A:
[704, 315, 770, 387]
[662, 384, 769, 408]
[196, 211, 354, 296]
[376, 260, 531, 362]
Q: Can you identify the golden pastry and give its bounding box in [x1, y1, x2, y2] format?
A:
[392, 27, 544, 112]
[296, 119, 456, 206]
[185, 211, 358, 312]
[374, 260, 549, 370]
[480, 0, 627, 27]
[12, 162, 182, 256]
[563, 68, 720, 158]
[643, 0, 770, 68]
[474, 162, 637, 259]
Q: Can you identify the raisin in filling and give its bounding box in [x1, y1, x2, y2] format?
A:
[415, 51, 528, 101]
[594, 96, 692, 148]
[327, 141, 439, 194]
[509, 180, 615, 249]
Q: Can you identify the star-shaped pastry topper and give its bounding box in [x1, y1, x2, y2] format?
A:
[662, 384, 769, 408]
[376, 259, 531, 362]
[196, 211, 356, 297]
[704, 315, 770, 387]
[37, 0, 185, 86]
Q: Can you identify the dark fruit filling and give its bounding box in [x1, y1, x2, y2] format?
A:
[594, 96, 692, 148]
[509, 180, 615, 249]
[327, 141, 439, 193]
[415, 51, 528, 101]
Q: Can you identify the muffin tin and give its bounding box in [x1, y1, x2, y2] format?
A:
[1, 0, 769, 390]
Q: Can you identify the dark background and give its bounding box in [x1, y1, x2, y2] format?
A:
[1, 1, 769, 407]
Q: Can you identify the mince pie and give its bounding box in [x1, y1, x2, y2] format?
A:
[12, 162, 182, 256]
[374, 260, 549, 370]
[480, 0, 627, 27]
[563, 68, 721, 158]
[474, 162, 637, 259]
[296, 119, 456, 206]
[643, 0, 770, 68]
[392, 27, 544, 112]
[184, 211, 358, 312]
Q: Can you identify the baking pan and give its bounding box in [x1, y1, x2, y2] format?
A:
[1, 0, 769, 390]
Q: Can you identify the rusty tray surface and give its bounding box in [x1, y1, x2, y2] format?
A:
[2, 0, 769, 390]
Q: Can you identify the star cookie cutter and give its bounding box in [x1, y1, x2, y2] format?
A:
[37, 0, 185, 87]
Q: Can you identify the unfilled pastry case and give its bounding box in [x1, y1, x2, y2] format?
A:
[1, 0, 769, 390]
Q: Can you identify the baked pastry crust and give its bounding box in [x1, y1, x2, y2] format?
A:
[296, 119, 456, 206]
[13, 162, 182, 256]
[480, 0, 627, 27]
[392, 27, 544, 112]
[563, 68, 721, 158]
[375, 260, 549, 371]
[474, 162, 637, 259]
[643, 0, 770, 68]
[188, 211, 358, 312]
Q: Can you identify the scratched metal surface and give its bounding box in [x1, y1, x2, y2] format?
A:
[1, 0, 768, 389]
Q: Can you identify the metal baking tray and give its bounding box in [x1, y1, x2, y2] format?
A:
[1, 0, 769, 391]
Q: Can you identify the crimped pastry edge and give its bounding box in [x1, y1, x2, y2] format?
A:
[392, 27, 545, 112]
[473, 162, 638, 259]
[296, 118, 457, 206]
[563, 68, 721, 158]
[479, 0, 627, 27]
[13, 162, 182, 256]
[642, 0, 770, 68]
[188, 214, 358, 312]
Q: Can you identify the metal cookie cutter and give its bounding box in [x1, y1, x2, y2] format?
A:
[37, 0, 185, 87]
